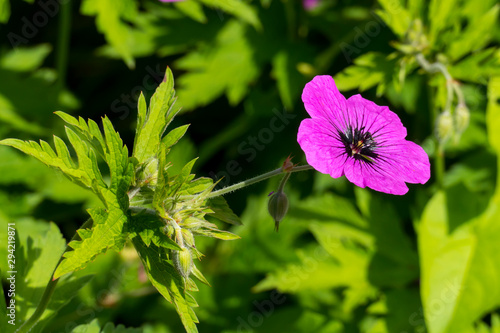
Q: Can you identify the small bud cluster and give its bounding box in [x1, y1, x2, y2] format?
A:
[435, 103, 470, 144]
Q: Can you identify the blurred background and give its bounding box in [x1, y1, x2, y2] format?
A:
[0, 0, 499, 332]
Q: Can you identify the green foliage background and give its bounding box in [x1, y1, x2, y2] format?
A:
[0, 0, 499, 332]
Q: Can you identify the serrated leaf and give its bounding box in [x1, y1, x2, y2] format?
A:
[375, 0, 411, 37]
[102, 116, 133, 209]
[428, 0, 459, 45]
[334, 52, 397, 95]
[80, 0, 138, 68]
[134, 68, 179, 166]
[54, 206, 128, 278]
[207, 196, 242, 225]
[132, 238, 199, 333]
[128, 213, 181, 251]
[0, 220, 92, 332]
[450, 48, 500, 84]
[0, 137, 97, 190]
[176, 20, 259, 111]
[197, 0, 261, 30]
[55, 111, 106, 159]
[448, 5, 499, 61]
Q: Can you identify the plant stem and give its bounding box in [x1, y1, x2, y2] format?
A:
[207, 164, 314, 199]
[277, 172, 291, 193]
[435, 143, 445, 189]
[416, 53, 455, 189]
[15, 217, 93, 333]
[415, 53, 454, 111]
[56, 0, 71, 90]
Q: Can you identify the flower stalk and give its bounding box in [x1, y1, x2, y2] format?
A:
[207, 164, 314, 199]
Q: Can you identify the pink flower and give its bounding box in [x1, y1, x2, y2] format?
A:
[297, 76, 430, 195]
[303, 0, 320, 10]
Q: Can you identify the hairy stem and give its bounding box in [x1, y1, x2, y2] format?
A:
[16, 217, 94, 333]
[207, 164, 314, 198]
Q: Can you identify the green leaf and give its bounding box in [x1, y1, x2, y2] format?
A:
[71, 319, 143, 333]
[448, 5, 499, 61]
[182, 177, 213, 195]
[375, 0, 411, 37]
[334, 52, 397, 95]
[133, 68, 179, 166]
[102, 116, 133, 208]
[80, 0, 138, 68]
[197, 0, 261, 30]
[193, 226, 240, 240]
[487, 77, 500, 153]
[417, 185, 500, 332]
[0, 270, 6, 332]
[175, 1, 207, 23]
[0, 0, 10, 23]
[207, 196, 242, 225]
[272, 51, 295, 110]
[0, 107, 45, 135]
[450, 48, 500, 84]
[0, 220, 92, 332]
[54, 206, 128, 278]
[132, 238, 199, 333]
[176, 20, 259, 111]
[428, 0, 459, 45]
[127, 213, 182, 250]
[0, 44, 52, 72]
[162, 124, 190, 151]
[0, 137, 102, 192]
[54, 111, 106, 160]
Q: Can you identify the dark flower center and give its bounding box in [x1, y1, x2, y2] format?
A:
[339, 126, 378, 163]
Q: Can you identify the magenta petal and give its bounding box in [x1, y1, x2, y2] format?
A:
[343, 158, 410, 195]
[297, 118, 346, 178]
[346, 94, 407, 141]
[302, 76, 348, 124]
[297, 75, 431, 195]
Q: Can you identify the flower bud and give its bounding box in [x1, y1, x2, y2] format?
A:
[181, 228, 195, 248]
[137, 157, 158, 186]
[268, 191, 289, 232]
[436, 110, 454, 143]
[454, 103, 470, 135]
[172, 247, 192, 278]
